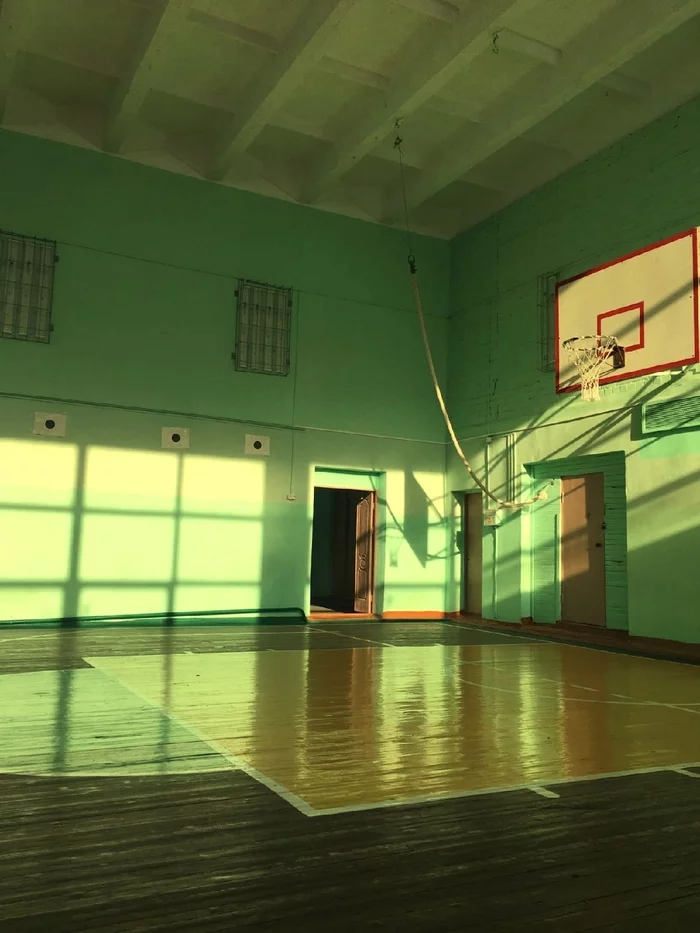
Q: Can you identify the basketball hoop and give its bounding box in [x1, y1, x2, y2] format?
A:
[562, 335, 624, 401]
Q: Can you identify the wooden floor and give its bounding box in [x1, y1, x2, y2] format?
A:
[1, 620, 700, 930]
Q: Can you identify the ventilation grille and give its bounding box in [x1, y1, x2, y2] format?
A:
[642, 395, 700, 434]
[0, 230, 57, 343]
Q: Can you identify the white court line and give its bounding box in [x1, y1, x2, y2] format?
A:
[456, 672, 700, 712]
[83, 663, 317, 817]
[2, 766, 234, 779]
[312, 626, 395, 649]
[442, 620, 700, 670]
[529, 786, 561, 799]
[308, 761, 700, 818]
[672, 768, 700, 778]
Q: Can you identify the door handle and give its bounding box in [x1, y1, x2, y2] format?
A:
[595, 543, 602, 548]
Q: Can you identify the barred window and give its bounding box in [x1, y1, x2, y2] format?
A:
[537, 270, 559, 372]
[0, 230, 57, 343]
[234, 279, 292, 376]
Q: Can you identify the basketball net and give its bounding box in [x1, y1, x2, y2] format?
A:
[562, 335, 618, 401]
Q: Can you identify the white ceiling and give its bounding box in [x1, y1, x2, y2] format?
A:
[1, 0, 699, 238]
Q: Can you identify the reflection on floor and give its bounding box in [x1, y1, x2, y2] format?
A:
[1, 622, 699, 814]
[2, 622, 700, 931]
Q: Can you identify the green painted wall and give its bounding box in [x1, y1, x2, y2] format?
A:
[447, 91, 700, 644]
[0, 130, 450, 622]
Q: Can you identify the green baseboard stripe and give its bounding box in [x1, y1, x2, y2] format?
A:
[0, 606, 308, 628]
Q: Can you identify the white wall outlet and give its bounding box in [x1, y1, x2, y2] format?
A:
[161, 427, 190, 449]
[483, 508, 501, 526]
[33, 412, 66, 437]
[245, 434, 270, 456]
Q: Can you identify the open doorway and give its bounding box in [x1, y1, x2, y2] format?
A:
[310, 487, 376, 614]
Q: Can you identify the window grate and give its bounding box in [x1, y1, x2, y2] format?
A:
[234, 279, 292, 376]
[0, 230, 57, 344]
[537, 270, 558, 372]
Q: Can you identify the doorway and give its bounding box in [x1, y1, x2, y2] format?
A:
[461, 493, 483, 616]
[560, 473, 606, 626]
[310, 487, 376, 613]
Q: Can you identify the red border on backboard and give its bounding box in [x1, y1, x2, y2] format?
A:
[596, 302, 645, 353]
[555, 228, 700, 394]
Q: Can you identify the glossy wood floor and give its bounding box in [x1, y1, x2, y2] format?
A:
[1, 620, 700, 930]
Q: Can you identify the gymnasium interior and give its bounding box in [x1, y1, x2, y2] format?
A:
[1, 0, 700, 929]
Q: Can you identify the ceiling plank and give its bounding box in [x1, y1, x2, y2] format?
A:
[495, 28, 561, 65]
[105, 0, 193, 153]
[187, 10, 278, 53]
[300, 0, 543, 203]
[188, 9, 388, 90]
[0, 0, 31, 122]
[208, 0, 358, 181]
[396, 0, 700, 218]
[393, 0, 459, 24]
[320, 57, 389, 90]
[604, 71, 651, 98]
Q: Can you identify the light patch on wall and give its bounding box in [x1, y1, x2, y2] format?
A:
[638, 431, 700, 459]
[0, 510, 73, 581]
[0, 439, 78, 507]
[383, 470, 405, 569]
[77, 587, 171, 619]
[79, 514, 175, 582]
[180, 457, 265, 517]
[173, 584, 263, 614]
[0, 586, 64, 621]
[413, 470, 448, 570]
[385, 470, 447, 589]
[176, 517, 263, 584]
[84, 447, 179, 512]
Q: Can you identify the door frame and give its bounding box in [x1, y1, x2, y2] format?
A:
[461, 492, 483, 616]
[310, 468, 383, 617]
[526, 452, 628, 630]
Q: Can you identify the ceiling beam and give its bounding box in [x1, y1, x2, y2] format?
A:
[0, 0, 30, 122]
[208, 0, 357, 181]
[393, 0, 459, 24]
[394, 0, 700, 218]
[300, 0, 542, 203]
[105, 0, 192, 153]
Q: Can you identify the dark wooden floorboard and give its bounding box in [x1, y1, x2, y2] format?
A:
[2, 770, 700, 931]
[2, 623, 700, 930]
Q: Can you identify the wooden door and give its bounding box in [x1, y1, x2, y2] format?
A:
[462, 493, 483, 615]
[353, 492, 376, 613]
[561, 473, 606, 626]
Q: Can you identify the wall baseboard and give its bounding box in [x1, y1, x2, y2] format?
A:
[308, 611, 449, 621]
[449, 613, 700, 662]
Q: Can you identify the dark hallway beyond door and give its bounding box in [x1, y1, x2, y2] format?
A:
[311, 487, 376, 613]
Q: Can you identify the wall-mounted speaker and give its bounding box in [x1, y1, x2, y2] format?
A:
[245, 434, 270, 456]
[161, 427, 190, 449]
[33, 412, 66, 437]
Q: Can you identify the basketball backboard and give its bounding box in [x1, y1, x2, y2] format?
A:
[555, 228, 699, 394]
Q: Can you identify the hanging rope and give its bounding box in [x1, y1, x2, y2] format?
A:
[393, 123, 549, 509]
